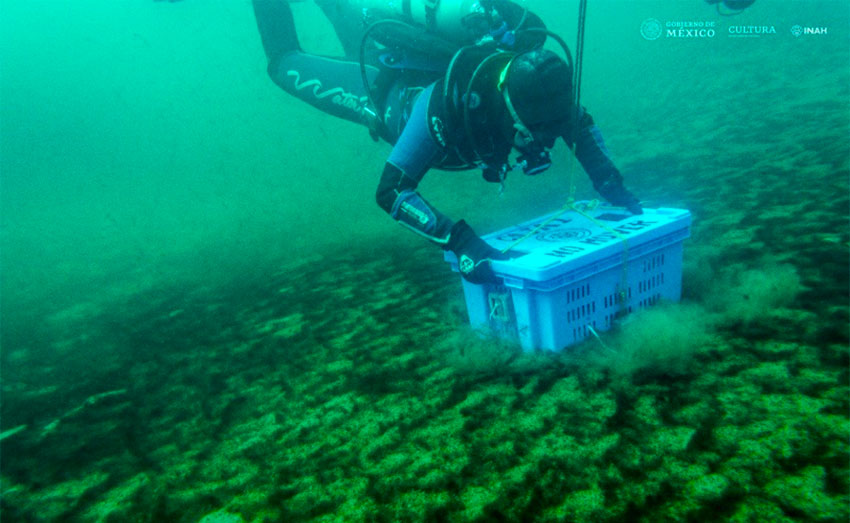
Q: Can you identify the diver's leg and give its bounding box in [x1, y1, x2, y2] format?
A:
[252, 0, 301, 62]
[268, 53, 379, 126]
[254, 0, 368, 61]
[315, 0, 368, 60]
[253, 0, 379, 127]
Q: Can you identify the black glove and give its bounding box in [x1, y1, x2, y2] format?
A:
[597, 179, 643, 215]
[446, 220, 507, 284]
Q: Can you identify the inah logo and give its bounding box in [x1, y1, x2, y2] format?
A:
[640, 19, 663, 41]
[791, 25, 828, 36]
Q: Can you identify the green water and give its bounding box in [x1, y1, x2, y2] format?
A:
[1, 0, 848, 521]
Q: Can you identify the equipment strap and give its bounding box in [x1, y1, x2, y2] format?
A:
[499, 0, 631, 317]
[423, 0, 439, 31]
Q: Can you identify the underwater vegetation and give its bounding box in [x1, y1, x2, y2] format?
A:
[1, 211, 847, 522]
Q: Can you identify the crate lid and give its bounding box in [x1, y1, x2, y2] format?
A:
[445, 204, 691, 285]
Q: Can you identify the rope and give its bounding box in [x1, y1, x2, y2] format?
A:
[567, 0, 588, 204]
[500, 0, 590, 256]
[573, 0, 587, 134]
[587, 324, 615, 354]
[499, 200, 574, 254]
[568, 1, 630, 312]
[572, 203, 631, 311]
[499, 0, 632, 315]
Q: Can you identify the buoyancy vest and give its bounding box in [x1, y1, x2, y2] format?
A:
[425, 43, 516, 171]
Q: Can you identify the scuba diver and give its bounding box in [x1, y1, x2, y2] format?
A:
[252, 0, 642, 284]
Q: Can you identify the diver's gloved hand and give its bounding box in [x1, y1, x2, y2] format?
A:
[597, 179, 643, 215]
[446, 220, 506, 284]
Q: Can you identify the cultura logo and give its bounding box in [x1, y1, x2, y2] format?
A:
[640, 19, 663, 41]
[727, 25, 777, 37]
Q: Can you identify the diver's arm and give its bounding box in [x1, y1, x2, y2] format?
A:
[374, 120, 508, 287]
[375, 163, 503, 283]
[569, 109, 643, 214]
[376, 162, 454, 245]
[375, 82, 453, 245]
[375, 81, 504, 283]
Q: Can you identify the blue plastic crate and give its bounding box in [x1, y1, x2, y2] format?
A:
[445, 205, 692, 351]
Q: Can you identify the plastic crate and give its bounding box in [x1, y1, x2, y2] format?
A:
[445, 205, 691, 351]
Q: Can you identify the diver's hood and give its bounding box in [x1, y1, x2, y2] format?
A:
[503, 49, 573, 128]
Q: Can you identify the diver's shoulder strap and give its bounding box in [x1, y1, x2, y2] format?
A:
[423, 0, 440, 31]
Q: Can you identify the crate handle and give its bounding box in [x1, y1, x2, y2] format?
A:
[488, 293, 511, 322]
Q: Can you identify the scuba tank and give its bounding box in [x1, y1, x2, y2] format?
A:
[356, 0, 513, 143]
[357, 0, 544, 92]
[352, 0, 492, 44]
